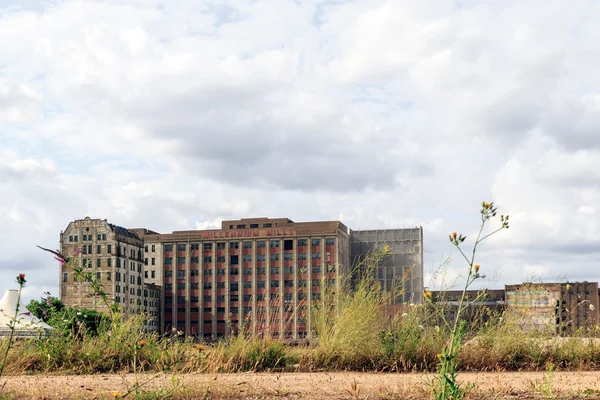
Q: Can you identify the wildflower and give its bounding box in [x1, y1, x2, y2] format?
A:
[73, 247, 82, 256]
[38, 246, 68, 263]
[16, 274, 26, 285]
[76, 312, 82, 316]
[382, 244, 392, 255]
[195, 344, 207, 351]
[20, 311, 31, 316]
[138, 339, 147, 347]
[424, 291, 432, 299]
[590, 304, 596, 311]
[474, 264, 480, 272]
[449, 232, 466, 244]
[401, 313, 408, 317]
[54, 256, 66, 265]
[112, 391, 121, 398]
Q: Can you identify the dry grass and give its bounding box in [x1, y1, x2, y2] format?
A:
[3, 293, 600, 376]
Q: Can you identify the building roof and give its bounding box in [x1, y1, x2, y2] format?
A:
[108, 223, 141, 240]
[0, 289, 53, 336]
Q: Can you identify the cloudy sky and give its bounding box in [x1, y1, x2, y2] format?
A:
[2, 0, 599, 303]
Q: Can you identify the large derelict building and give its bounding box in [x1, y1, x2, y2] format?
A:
[135, 218, 351, 339]
[351, 228, 424, 304]
[60, 217, 424, 339]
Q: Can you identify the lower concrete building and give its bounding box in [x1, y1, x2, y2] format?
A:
[506, 282, 600, 334]
[350, 228, 423, 304]
[428, 289, 505, 328]
[143, 283, 161, 332]
[427, 283, 600, 335]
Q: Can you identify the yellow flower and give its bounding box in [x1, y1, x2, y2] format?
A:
[474, 264, 480, 272]
[424, 291, 432, 298]
[195, 344, 207, 351]
[451, 232, 457, 238]
[138, 339, 147, 347]
[112, 392, 121, 398]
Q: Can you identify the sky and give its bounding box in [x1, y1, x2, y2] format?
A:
[1, 0, 600, 303]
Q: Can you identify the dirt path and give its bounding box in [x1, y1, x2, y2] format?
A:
[2, 371, 600, 399]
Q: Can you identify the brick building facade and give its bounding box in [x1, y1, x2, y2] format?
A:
[134, 218, 350, 339]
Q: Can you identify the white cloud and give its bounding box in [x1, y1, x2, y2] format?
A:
[1, 0, 600, 303]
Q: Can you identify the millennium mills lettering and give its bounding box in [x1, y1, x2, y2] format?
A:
[201, 228, 296, 240]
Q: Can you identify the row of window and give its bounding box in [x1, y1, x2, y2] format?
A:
[81, 244, 111, 255]
[199, 306, 295, 315]
[196, 279, 335, 290]
[114, 296, 144, 306]
[77, 244, 144, 259]
[68, 233, 108, 242]
[144, 270, 157, 279]
[162, 252, 326, 265]
[64, 267, 148, 285]
[145, 244, 157, 252]
[160, 238, 336, 252]
[197, 293, 298, 303]
[228, 223, 272, 229]
[115, 285, 143, 296]
[164, 264, 330, 280]
[63, 271, 109, 282]
[80, 258, 142, 270]
[164, 292, 322, 305]
[85, 245, 139, 259]
[71, 238, 336, 255]
[193, 265, 326, 277]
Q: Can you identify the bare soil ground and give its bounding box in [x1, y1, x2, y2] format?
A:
[3, 371, 600, 399]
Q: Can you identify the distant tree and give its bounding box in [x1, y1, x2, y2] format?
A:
[28, 293, 107, 336]
[49, 307, 107, 337]
[27, 293, 65, 322]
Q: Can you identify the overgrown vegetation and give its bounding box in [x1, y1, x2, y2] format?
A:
[2, 202, 600, 399]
